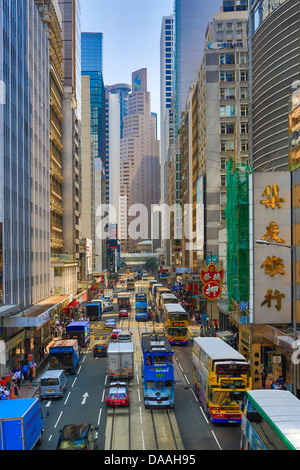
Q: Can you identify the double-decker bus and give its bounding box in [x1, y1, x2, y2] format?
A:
[159, 293, 178, 311]
[135, 293, 148, 321]
[155, 286, 171, 307]
[241, 390, 300, 450]
[117, 292, 131, 310]
[141, 332, 174, 408]
[192, 337, 251, 423]
[163, 304, 189, 345]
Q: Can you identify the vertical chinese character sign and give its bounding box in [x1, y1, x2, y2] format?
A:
[253, 173, 291, 323]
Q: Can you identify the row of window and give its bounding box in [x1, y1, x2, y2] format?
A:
[220, 70, 248, 82]
[220, 52, 248, 65]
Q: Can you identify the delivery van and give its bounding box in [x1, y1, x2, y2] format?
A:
[39, 369, 67, 400]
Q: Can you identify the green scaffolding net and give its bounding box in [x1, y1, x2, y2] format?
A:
[225, 158, 253, 311]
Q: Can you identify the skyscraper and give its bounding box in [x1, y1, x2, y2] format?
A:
[120, 69, 160, 253]
[0, 0, 50, 307]
[59, 0, 81, 265]
[81, 32, 106, 271]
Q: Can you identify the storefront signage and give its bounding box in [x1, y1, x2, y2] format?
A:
[253, 172, 291, 324]
[201, 262, 223, 300]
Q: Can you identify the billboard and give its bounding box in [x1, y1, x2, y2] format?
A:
[253, 172, 291, 324]
[85, 238, 93, 276]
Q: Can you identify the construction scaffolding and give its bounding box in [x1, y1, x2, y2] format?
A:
[225, 158, 253, 311]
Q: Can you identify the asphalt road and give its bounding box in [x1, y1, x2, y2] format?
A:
[37, 301, 241, 451]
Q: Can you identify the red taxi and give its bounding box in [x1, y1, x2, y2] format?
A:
[106, 382, 130, 406]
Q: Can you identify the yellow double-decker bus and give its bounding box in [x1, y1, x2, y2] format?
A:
[192, 337, 251, 424]
[163, 303, 189, 345]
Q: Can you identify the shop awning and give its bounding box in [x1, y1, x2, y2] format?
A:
[3, 295, 72, 328]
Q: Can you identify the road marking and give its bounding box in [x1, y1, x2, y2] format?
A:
[211, 430, 222, 450]
[184, 374, 190, 385]
[77, 365, 82, 374]
[54, 411, 63, 428]
[199, 406, 209, 424]
[64, 391, 71, 405]
[45, 401, 51, 407]
[178, 363, 183, 372]
[48, 434, 52, 441]
[141, 430, 145, 450]
[81, 392, 89, 405]
[139, 406, 143, 424]
[101, 389, 105, 402]
[97, 408, 102, 426]
[71, 377, 77, 388]
[190, 388, 198, 402]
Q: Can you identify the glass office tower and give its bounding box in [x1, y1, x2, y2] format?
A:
[0, 0, 50, 306]
[82, 32, 103, 73]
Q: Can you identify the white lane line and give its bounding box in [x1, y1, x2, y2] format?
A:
[45, 401, 51, 407]
[71, 377, 77, 388]
[101, 389, 105, 402]
[178, 363, 183, 372]
[77, 365, 82, 374]
[184, 374, 190, 385]
[139, 406, 143, 424]
[141, 430, 145, 450]
[64, 391, 71, 405]
[54, 411, 63, 429]
[211, 430, 222, 450]
[190, 388, 198, 402]
[48, 434, 52, 441]
[97, 408, 102, 426]
[199, 406, 209, 424]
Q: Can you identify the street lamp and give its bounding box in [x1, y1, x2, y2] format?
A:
[255, 239, 297, 396]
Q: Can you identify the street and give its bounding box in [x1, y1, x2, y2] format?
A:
[37, 300, 241, 451]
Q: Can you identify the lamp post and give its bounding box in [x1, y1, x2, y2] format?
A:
[255, 239, 297, 396]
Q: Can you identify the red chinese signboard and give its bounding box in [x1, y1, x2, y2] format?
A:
[201, 262, 223, 300]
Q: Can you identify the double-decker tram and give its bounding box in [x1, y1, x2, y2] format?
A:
[141, 332, 174, 408]
[135, 293, 148, 321]
[163, 303, 189, 345]
[192, 337, 251, 423]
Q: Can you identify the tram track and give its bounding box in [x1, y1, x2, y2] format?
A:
[150, 409, 180, 451]
[108, 404, 132, 450]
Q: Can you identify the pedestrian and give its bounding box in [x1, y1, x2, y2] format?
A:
[261, 369, 267, 388]
[0, 390, 6, 400]
[39, 345, 45, 361]
[14, 368, 22, 389]
[13, 380, 19, 399]
[22, 363, 29, 382]
[0, 376, 6, 388]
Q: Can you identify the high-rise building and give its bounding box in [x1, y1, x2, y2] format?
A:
[160, 15, 174, 266]
[0, 0, 50, 306]
[174, 0, 224, 132]
[120, 68, 160, 253]
[59, 0, 81, 265]
[249, 0, 300, 170]
[81, 32, 106, 272]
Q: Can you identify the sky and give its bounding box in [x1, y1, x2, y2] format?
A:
[81, 0, 174, 125]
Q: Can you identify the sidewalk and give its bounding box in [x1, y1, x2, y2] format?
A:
[14, 339, 58, 400]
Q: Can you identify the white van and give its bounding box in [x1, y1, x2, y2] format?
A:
[117, 331, 132, 343]
[39, 369, 67, 400]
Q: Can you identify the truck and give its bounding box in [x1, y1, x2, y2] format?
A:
[104, 289, 113, 301]
[66, 321, 90, 348]
[118, 292, 131, 310]
[49, 339, 81, 375]
[86, 301, 102, 321]
[0, 398, 43, 450]
[107, 342, 134, 380]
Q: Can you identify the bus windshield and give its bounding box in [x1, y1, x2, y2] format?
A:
[212, 390, 245, 406]
[169, 313, 188, 321]
[166, 327, 187, 336]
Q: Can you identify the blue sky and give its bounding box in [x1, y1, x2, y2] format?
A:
[81, 0, 174, 121]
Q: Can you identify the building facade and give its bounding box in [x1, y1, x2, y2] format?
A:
[0, 0, 51, 307]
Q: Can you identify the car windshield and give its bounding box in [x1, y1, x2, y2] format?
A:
[41, 378, 59, 386]
[109, 392, 126, 398]
[58, 439, 87, 450]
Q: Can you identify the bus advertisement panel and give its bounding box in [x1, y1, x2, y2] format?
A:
[192, 337, 251, 423]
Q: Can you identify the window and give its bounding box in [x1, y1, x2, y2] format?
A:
[221, 175, 226, 187]
[240, 52, 248, 65]
[220, 70, 235, 82]
[217, 23, 223, 31]
[220, 53, 235, 65]
[221, 122, 235, 135]
[221, 139, 234, 152]
[237, 22, 243, 31]
[220, 105, 236, 117]
[240, 87, 248, 99]
[227, 23, 233, 31]
[220, 87, 235, 100]
[240, 70, 248, 82]
[241, 122, 249, 134]
[241, 139, 249, 151]
[240, 105, 248, 116]
[221, 158, 227, 170]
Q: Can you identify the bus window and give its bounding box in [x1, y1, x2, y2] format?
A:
[212, 391, 244, 406]
[146, 355, 152, 366]
[156, 381, 164, 390]
[167, 355, 172, 365]
[153, 355, 166, 365]
[146, 380, 154, 389]
[165, 380, 173, 389]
